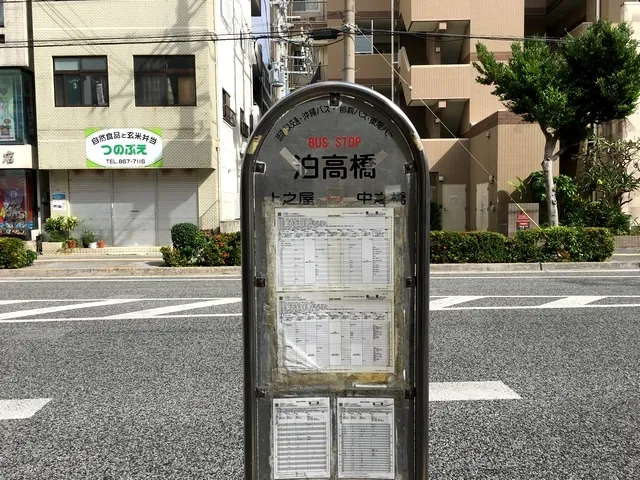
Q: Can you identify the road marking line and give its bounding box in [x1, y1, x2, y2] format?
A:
[430, 296, 485, 310]
[0, 300, 33, 305]
[429, 381, 521, 402]
[104, 298, 242, 319]
[431, 273, 640, 279]
[0, 277, 242, 283]
[0, 313, 242, 324]
[538, 296, 607, 308]
[437, 303, 640, 311]
[0, 299, 139, 320]
[0, 398, 52, 420]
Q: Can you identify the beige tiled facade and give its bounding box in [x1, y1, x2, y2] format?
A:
[31, 0, 221, 244]
[289, 0, 640, 231]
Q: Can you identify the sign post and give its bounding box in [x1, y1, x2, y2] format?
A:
[241, 82, 429, 480]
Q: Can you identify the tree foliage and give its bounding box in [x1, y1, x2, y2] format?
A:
[473, 20, 640, 226]
[575, 137, 640, 208]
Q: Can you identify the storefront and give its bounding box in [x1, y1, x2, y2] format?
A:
[68, 168, 199, 247]
[0, 169, 37, 239]
[0, 69, 38, 240]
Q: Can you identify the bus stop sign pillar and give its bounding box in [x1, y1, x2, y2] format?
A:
[241, 82, 429, 480]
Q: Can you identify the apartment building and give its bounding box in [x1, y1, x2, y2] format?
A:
[0, 0, 38, 240]
[32, 0, 255, 247]
[290, 0, 640, 232]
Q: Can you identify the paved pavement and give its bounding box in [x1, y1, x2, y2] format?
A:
[0, 273, 639, 478]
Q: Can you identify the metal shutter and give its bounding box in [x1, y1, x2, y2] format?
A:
[112, 170, 157, 246]
[157, 169, 198, 246]
[69, 170, 113, 245]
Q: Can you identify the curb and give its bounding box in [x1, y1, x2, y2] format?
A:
[3, 262, 639, 278]
[0, 266, 242, 277]
[431, 261, 640, 273]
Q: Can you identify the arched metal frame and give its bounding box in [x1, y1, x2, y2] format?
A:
[240, 81, 430, 479]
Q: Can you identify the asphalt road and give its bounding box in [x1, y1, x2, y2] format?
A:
[1, 272, 639, 479]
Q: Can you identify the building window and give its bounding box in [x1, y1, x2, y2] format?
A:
[54, 57, 109, 107]
[292, 0, 319, 12]
[0, 0, 4, 28]
[134, 55, 196, 106]
[223, 89, 236, 126]
[240, 109, 249, 138]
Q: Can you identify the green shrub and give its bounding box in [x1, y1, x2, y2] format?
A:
[562, 198, 632, 235]
[431, 227, 614, 263]
[201, 231, 241, 266]
[0, 238, 38, 269]
[430, 231, 512, 263]
[169, 223, 206, 265]
[162, 227, 241, 267]
[430, 202, 442, 231]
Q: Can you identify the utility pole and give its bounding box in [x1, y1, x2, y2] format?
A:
[343, 0, 355, 82]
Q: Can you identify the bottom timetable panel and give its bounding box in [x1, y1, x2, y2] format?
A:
[271, 397, 395, 480]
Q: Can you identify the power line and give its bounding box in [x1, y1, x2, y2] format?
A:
[0, 32, 303, 49]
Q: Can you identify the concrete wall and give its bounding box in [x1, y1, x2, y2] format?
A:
[0, 0, 31, 67]
[217, 0, 253, 221]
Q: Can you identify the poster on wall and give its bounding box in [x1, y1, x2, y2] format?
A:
[85, 128, 163, 168]
[51, 192, 67, 211]
[0, 173, 34, 238]
[0, 76, 16, 142]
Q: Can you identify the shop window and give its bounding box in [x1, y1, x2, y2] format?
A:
[134, 55, 196, 106]
[53, 56, 109, 107]
[0, 169, 37, 239]
[0, 69, 35, 144]
[223, 89, 236, 126]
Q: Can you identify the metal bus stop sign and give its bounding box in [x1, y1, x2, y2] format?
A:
[241, 82, 429, 480]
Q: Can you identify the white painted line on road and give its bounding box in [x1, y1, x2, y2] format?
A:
[104, 298, 242, 319]
[538, 296, 607, 308]
[431, 273, 640, 280]
[430, 296, 484, 310]
[0, 300, 34, 305]
[0, 277, 242, 283]
[0, 398, 52, 420]
[429, 381, 521, 402]
[0, 299, 140, 320]
[0, 298, 234, 303]
[0, 313, 242, 324]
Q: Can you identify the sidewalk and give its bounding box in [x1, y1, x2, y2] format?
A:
[0, 254, 638, 277]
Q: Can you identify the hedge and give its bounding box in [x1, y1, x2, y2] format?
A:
[161, 223, 614, 266]
[0, 238, 38, 269]
[431, 227, 614, 264]
[161, 223, 241, 267]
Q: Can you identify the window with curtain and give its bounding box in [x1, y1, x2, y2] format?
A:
[53, 57, 109, 107]
[134, 55, 196, 106]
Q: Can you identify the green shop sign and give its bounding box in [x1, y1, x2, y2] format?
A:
[85, 127, 163, 168]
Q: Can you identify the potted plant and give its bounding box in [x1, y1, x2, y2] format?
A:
[44, 216, 79, 243]
[80, 229, 97, 248]
[97, 240, 106, 248]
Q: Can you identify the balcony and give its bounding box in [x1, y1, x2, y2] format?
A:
[289, 0, 327, 25]
[326, 51, 395, 85]
[398, 48, 471, 106]
[327, 0, 396, 18]
[399, 0, 524, 34]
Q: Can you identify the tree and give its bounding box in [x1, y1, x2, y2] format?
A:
[576, 137, 640, 208]
[473, 20, 640, 226]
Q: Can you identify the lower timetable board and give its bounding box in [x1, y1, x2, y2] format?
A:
[272, 397, 396, 480]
